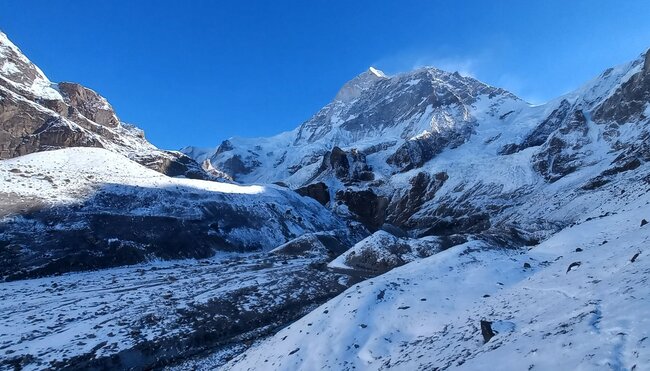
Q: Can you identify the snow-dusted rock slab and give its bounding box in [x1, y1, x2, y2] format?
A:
[328, 230, 449, 273]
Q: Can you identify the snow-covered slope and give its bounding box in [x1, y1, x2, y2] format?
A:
[0, 251, 355, 370]
[3, 27, 650, 370]
[224, 169, 650, 370]
[0, 147, 357, 280]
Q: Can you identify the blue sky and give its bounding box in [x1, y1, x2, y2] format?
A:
[2, 1, 650, 150]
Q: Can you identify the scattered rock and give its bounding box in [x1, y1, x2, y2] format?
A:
[566, 261, 582, 273]
[480, 320, 496, 343]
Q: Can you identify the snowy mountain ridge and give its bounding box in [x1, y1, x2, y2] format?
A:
[185, 48, 650, 246]
[183, 47, 650, 369]
[2, 27, 650, 370]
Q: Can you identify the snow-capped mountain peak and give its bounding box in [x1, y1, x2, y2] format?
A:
[0, 31, 63, 101]
[200, 62, 524, 186]
[334, 66, 388, 102]
[368, 66, 386, 78]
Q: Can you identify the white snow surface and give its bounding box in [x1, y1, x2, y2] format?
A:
[0, 31, 63, 101]
[0, 147, 348, 250]
[0, 252, 346, 370]
[225, 185, 650, 371]
[368, 67, 387, 78]
[0, 147, 264, 203]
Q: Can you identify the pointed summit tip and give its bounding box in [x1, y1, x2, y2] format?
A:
[368, 67, 387, 78]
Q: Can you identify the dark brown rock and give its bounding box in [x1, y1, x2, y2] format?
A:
[532, 109, 590, 182]
[335, 188, 388, 231]
[306, 147, 374, 184]
[387, 123, 474, 172]
[386, 171, 448, 228]
[58, 82, 119, 128]
[593, 54, 650, 125]
[566, 261, 582, 273]
[480, 320, 495, 343]
[296, 182, 330, 205]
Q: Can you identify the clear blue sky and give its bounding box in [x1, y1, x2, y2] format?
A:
[2, 1, 650, 150]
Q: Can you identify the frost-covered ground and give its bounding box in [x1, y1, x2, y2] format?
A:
[224, 185, 650, 370]
[0, 251, 354, 370]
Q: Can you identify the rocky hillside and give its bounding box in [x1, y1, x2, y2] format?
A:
[0, 147, 362, 280]
[0, 31, 212, 179]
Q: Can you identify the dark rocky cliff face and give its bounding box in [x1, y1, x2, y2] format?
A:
[593, 50, 650, 124]
[531, 109, 591, 182]
[0, 89, 103, 159]
[58, 82, 120, 128]
[0, 33, 211, 180]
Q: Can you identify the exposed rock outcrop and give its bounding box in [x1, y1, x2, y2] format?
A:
[386, 171, 448, 228]
[499, 100, 572, 155]
[335, 188, 388, 232]
[0, 32, 211, 180]
[532, 109, 591, 182]
[593, 50, 650, 124]
[296, 182, 330, 205]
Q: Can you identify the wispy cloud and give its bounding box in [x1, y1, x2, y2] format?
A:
[371, 48, 484, 77]
[492, 73, 547, 105]
[372, 47, 552, 104]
